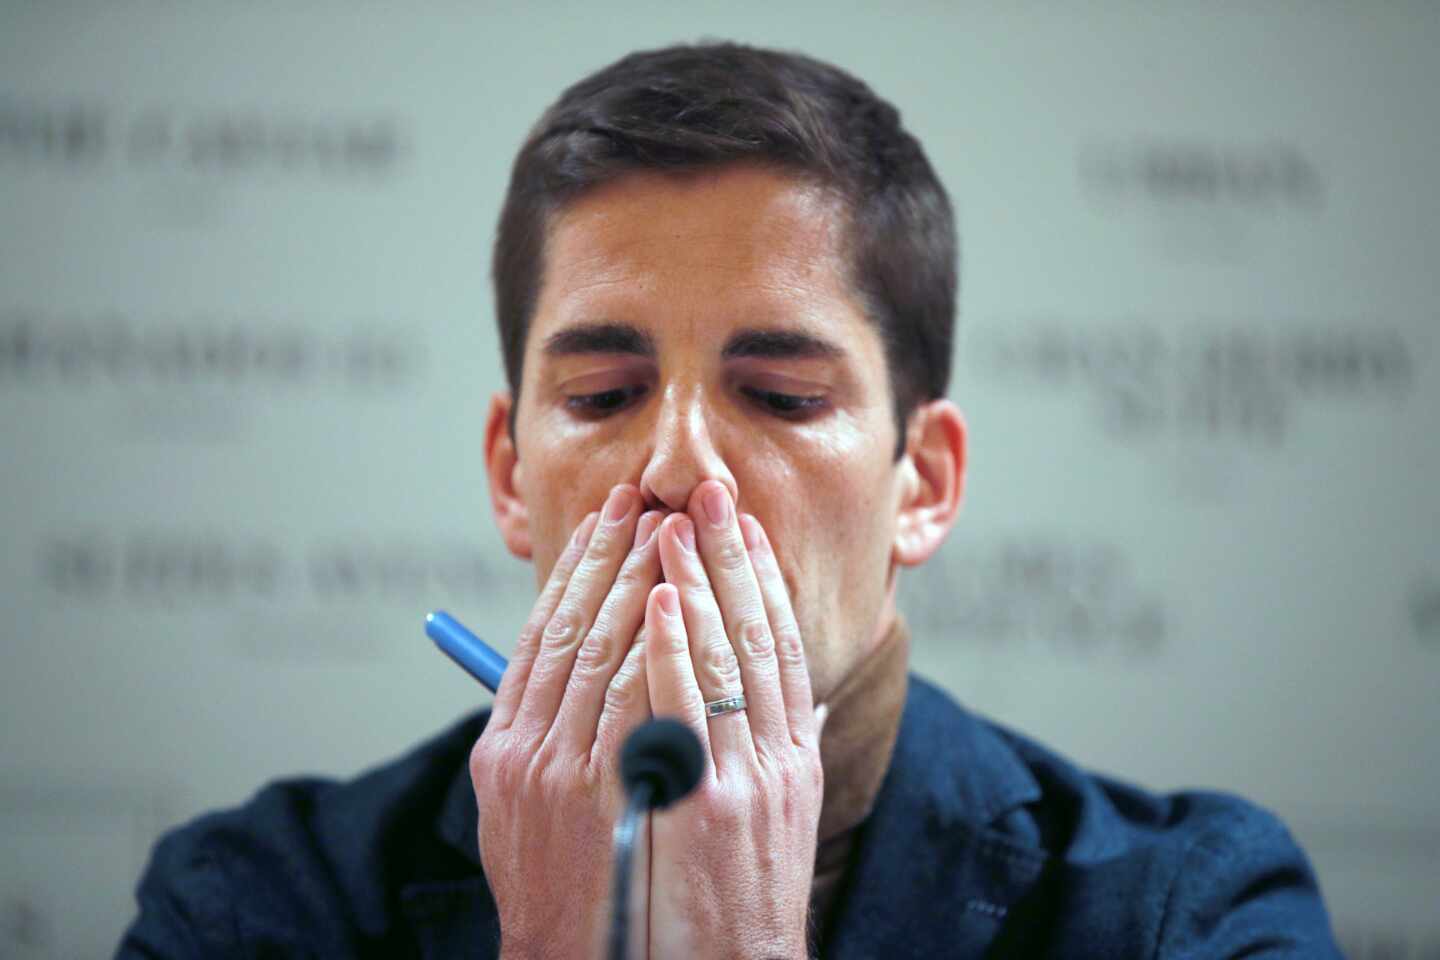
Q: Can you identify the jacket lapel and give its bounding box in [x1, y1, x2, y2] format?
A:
[402, 715, 500, 959]
[824, 678, 1048, 959]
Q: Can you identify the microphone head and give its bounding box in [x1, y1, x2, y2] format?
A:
[620, 717, 704, 809]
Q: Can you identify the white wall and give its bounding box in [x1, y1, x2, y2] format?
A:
[1, 2, 1436, 956]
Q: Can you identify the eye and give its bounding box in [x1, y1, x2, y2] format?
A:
[566, 384, 649, 418]
[741, 386, 827, 418]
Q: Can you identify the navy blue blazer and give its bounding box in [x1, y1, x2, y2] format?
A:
[117, 676, 1342, 957]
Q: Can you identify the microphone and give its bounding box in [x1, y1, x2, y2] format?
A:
[620, 717, 705, 809]
[609, 718, 704, 960]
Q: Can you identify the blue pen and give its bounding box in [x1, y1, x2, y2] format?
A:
[426, 610, 508, 692]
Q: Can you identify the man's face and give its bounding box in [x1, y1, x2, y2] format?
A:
[500, 164, 910, 702]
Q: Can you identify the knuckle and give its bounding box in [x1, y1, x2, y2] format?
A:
[570, 628, 611, 676]
[651, 608, 688, 651]
[603, 671, 642, 712]
[599, 639, 646, 714]
[543, 610, 582, 647]
[502, 645, 536, 680]
[697, 784, 747, 829]
[770, 758, 799, 796]
[612, 561, 647, 594]
[774, 624, 805, 665]
[471, 736, 520, 791]
[516, 614, 546, 652]
[734, 618, 774, 659]
[527, 646, 573, 688]
[778, 754, 821, 795]
[565, 556, 601, 593]
[655, 622, 689, 655]
[712, 534, 750, 574]
[589, 522, 626, 556]
[467, 739, 489, 782]
[698, 636, 742, 689]
[763, 754, 822, 812]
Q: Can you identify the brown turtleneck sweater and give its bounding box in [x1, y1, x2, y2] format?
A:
[807, 616, 911, 944]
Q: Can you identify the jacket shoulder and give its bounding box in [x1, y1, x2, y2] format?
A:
[116, 710, 487, 958]
[982, 706, 1288, 865]
[908, 679, 1341, 956]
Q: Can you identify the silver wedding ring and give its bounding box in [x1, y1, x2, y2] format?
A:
[704, 695, 746, 718]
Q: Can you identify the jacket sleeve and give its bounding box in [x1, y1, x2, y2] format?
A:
[1153, 802, 1343, 958]
[114, 824, 242, 959]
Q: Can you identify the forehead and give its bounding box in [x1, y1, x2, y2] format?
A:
[532, 165, 867, 347]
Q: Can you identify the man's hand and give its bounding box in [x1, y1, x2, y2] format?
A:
[645, 482, 825, 960]
[469, 486, 664, 960]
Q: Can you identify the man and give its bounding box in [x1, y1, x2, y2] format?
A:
[118, 43, 1342, 958]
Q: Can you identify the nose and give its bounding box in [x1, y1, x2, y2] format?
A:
[638, 384, 739, 513]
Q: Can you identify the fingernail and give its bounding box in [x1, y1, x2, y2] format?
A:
[634, 511, 660, 549]
[740, 514, 762, 551]
[573, 512, 599, 547]
[657, 584, 680, 615]
[701, 484, 729, 527]
[673, 515, 696, 553]
[603, 487, 634, 524]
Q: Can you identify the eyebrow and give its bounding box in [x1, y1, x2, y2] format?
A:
[721, 328, 846, 362]
[542, 323, 657, 359]
[540, 322, 847, 363]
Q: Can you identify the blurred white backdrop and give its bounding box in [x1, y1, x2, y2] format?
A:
[1, 2, 1436, 956]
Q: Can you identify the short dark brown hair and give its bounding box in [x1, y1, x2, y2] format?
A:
[492, 41, 957, 456]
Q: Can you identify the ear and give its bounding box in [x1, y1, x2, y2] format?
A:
[893, 399, 966, 568]
[484, 391, 532, 560]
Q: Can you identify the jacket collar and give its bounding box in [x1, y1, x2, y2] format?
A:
[889, 674, 1042, 827]
[820, 675, 1047, 958]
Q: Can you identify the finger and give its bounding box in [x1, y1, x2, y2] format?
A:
[656, 512, 754, 772]
[643, 582, 714, 779]
[740, 513, 817, 749]
[488, 511, 598, 732]
[552, 509, 664, 750]
[687, 482, 790, 759]
[515, 485, 640, 738]
[591, 628, 652, 771]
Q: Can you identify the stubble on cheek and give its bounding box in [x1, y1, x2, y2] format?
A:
[527, 502, 583, 591]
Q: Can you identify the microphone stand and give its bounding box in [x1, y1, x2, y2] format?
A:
[607, 717, 702, 960]
[608, 778, 654, 960]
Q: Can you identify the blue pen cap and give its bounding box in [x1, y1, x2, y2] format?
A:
[426, 610, 508, 692]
